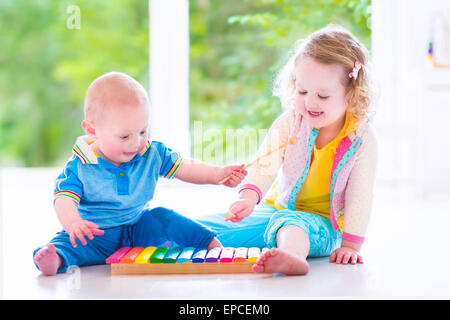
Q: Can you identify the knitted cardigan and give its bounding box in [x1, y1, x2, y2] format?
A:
[240, 108, 377, 243]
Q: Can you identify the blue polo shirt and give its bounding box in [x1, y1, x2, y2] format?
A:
[54, 136, 183, 229]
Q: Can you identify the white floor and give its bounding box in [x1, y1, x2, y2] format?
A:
[1, 167, 450, 299]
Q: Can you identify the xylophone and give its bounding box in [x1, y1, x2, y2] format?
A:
[106, 246, 269, 274]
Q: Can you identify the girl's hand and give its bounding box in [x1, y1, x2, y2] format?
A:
[329, 246, 363, 265]
[225, 198, 256, 222]
[66, 219, 104, 248]
[218, 164, 248, 187]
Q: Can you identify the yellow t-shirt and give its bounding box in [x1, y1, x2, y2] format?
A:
[264, 112, 359, 220]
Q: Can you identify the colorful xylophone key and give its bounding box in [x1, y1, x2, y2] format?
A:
[177, 247, 195, 263]
[135, 246, 157, 264]
[163, 247, 183, 263]
[150, 246, 169, 263]
[205, 247, 222, 263]
[247, 247, 261, 263]
[219, 247, 235, 263]
[121, 247, 144, 264]
[106, 246, 132, 264]
[233, 247, 248, 262]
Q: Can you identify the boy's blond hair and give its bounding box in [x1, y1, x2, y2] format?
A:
[273, 25, 375, 121]
[84, 72, 149, 122]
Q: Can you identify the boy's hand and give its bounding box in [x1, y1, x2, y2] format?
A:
[225, 198, 256, 222]
[66, 219, 104, 248]
[217, 164, 247, 187]
[329, 246, 363, 265]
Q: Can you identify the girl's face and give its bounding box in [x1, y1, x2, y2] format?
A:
[87, 104, 149, 166]
[294, 56, 348, 131]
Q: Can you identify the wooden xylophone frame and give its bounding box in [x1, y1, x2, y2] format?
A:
[110, 261, 254, 275]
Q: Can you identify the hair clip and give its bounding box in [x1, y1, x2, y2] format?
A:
[349, 61, 361, 80]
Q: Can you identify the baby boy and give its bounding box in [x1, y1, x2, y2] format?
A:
[33, 72, 246, 275]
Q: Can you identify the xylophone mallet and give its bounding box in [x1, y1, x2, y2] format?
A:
[218, 135, 298, 186]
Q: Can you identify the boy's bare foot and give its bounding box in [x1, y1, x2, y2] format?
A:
[34, 244, 62, 276]
[252, 248, 309, 275]
[207, 237, 222, 250]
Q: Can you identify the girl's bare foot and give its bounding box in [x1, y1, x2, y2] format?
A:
[252, 248, 309, 275]
[34, 244, 61, 276]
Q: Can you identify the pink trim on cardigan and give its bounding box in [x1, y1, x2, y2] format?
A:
[329, 137, 353, 231]
[342, 232, 365, 244]
[239, 184, 262, 204]
[331, 136, 352, 176]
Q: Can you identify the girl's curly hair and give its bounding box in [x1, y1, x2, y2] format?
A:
[273, 25, 376, 121]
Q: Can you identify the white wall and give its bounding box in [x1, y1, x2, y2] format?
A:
[149, 0, 190, 157]
[372, 0, 450, 196]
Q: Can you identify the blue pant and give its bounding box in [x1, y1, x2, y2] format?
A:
[33, 206, 216, 273]
[196, 203, 342, 257]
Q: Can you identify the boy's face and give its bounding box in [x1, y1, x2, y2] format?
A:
[87, 103, 149, 166]
[294, 56, 348, 130]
